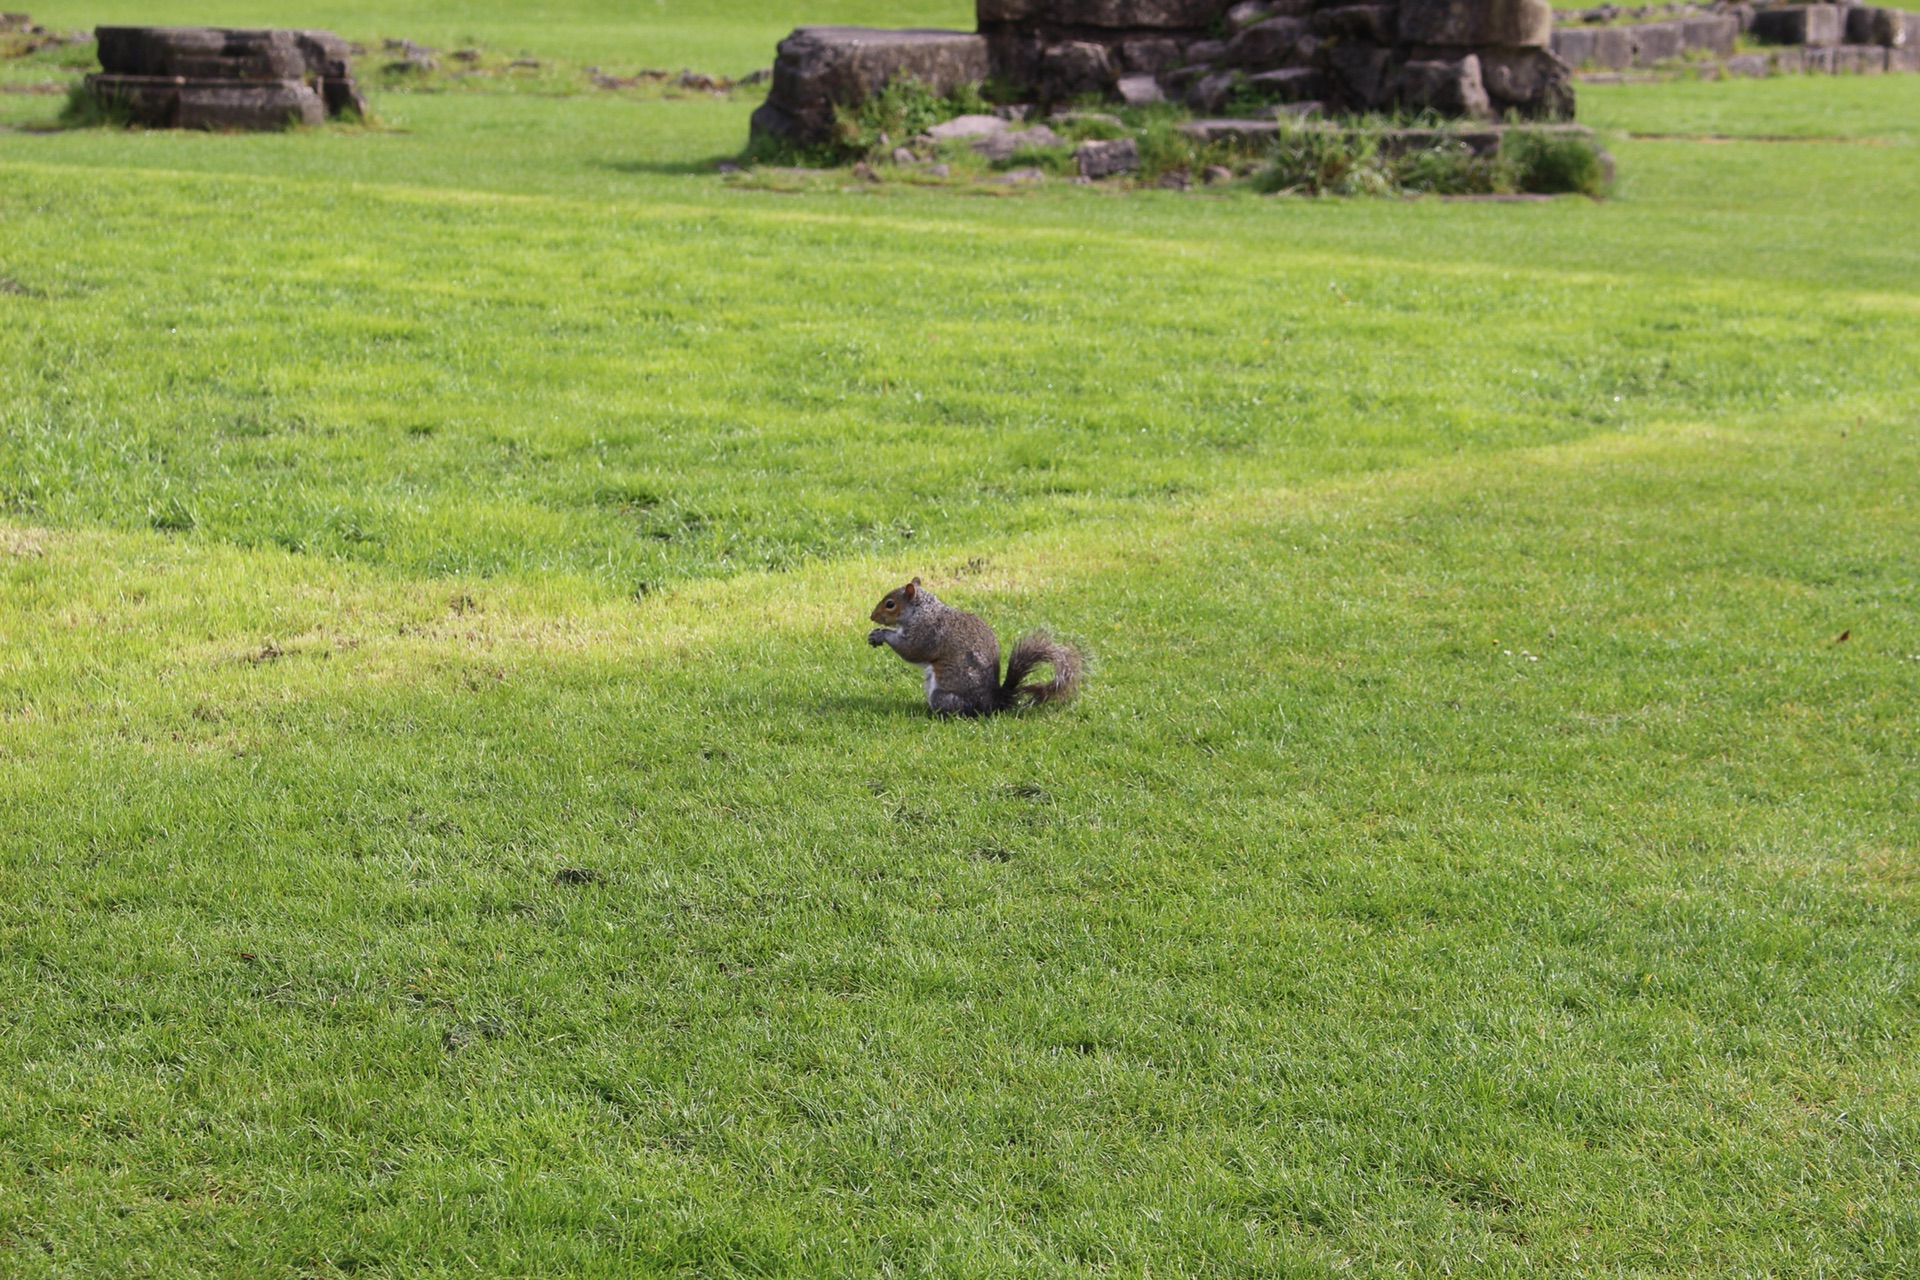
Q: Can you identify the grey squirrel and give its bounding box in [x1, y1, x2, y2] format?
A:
[867, 577, 1082, 716]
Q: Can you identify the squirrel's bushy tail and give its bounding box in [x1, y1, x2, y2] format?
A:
[1001, 631, 1082, 709]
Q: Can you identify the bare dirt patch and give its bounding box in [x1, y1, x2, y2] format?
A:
[0, 527, 49, 557]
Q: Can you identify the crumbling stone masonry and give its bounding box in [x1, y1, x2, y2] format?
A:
[750, 0, 1571, 148]
[85, 26, 366, 130]
[1551, 3, 1919, 74]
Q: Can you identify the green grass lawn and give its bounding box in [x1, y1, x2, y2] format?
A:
[3, 7, 1919, 1276]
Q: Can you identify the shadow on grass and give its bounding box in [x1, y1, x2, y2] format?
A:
[593, 157, 735, 177]
[809, 692, 929, 720]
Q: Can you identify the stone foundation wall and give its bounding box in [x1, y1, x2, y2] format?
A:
[751, 0, 1575, 149]
[1550, 3, 1919, 72]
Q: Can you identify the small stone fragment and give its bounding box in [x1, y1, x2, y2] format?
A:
[973, 123, 1065, 161]
[1075, 136, 1139, 179]
[1187, 69, 1238, 113]
[926, 113, 1006, 139]
[1226, 0, 1273, 32]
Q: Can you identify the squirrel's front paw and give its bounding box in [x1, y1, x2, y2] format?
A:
[867, 628, 890, 647]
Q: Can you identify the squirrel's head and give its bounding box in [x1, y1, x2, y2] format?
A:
[870, 577, 923, 625]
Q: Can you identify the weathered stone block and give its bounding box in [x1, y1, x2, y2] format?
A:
[752, 27, 990, 146]
[1549, 26, 1595, 65]
[1891, 45, 1920, 70]
[1816, 44, 1873, 72]
[1478, 47, 1572, 118]
[1224, 17, 1306, 66]
[973, 122, 1064, 159]
[1398, 54, 1490, 116]
[1722, 51, 1770, 76]
[1328, 42, 1399, 106]
[179, 79, 325, 128]
[1185, 38, 1230, 64]
[1770, 44, 1806, 71]
[320, 77, 367, 117]
[1556, 24, 1633, 70]
[1041, 40, 1115, 96]
[984, 32, 1043, 86]
[1163, 62, 1216, 91]
[175, 49, 303, 80]
[1075, 136, 1138, 176]
[1750, 5, 1843, 47]
[1630, 22, 1684, 66]
[926, 113, 1006, 138]
[1681, 16, 1737, 56]
[1801, 44, 1845, 72]
[1849, 7, 1918, 48]
[1399, 0, 1551, 49]
[96, 25, 220, 74]
[96, 26, 304, 79]
[295, 29, 353, 79]
[86, 25, 359, 127]
[1116, 72, 1167, 101]
[1593, 26, 1634, 69]
[1187, 68, 1238, 110]
[1120, 36, 1183, 72]
[85, 72, 324, 129]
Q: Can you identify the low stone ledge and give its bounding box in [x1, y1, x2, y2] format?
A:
[97, 26, 306, 79]
[1180, 117, 1597, 157]
[85, 73, 325, 129]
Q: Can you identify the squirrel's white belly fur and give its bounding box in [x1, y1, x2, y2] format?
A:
[923, 665, 938, 697]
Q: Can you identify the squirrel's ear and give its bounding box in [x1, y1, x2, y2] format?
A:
[904, 579, 919, 599]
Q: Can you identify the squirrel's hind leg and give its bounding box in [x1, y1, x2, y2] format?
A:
[927, 688, 987, 717]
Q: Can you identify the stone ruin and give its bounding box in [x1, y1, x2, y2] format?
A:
[85, 26, 367, 130]
[1550, 3, 1919, 76]
[751, 0, 1572, 148]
